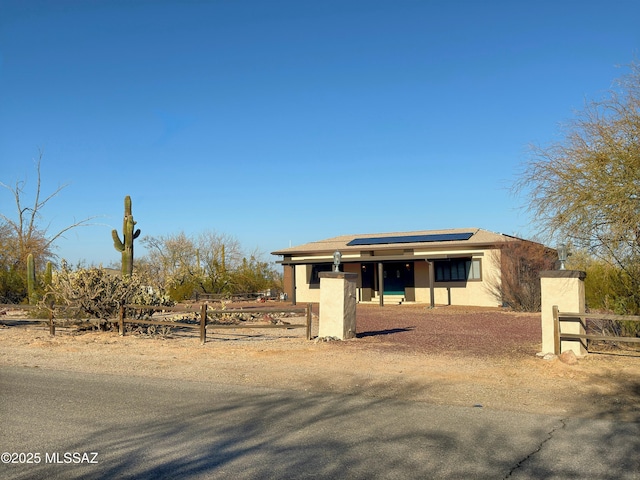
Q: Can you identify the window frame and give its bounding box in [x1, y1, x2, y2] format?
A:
[434, 258, 482, 283]
[307, 263, 335, 288]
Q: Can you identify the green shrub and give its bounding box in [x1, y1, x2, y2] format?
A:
[576, 259, 640, 316]
[569, 253, 640, 337]
[167, 279, 198, 302]
[0, 266, 26, 304]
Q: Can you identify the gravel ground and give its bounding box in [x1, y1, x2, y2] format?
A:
[354, 304, 540, 357]
[1, 302, 639, 421]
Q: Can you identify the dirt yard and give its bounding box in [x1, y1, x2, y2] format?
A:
[1, 303, 639, 421]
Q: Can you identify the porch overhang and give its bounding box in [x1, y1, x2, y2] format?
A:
[277, 252, 484, 265]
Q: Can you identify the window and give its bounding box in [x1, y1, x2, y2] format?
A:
[307, 264, 334, 288]
[435, 258, 481, 282]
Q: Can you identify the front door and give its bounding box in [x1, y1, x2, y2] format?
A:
[361, 263, 375, 301]
[383, 262, 413, 294]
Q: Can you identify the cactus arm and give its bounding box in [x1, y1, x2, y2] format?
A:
[44, 262, 53, 288]
[112, 230, 124, 252]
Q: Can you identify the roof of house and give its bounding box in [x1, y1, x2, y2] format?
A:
[272, 228, 524, 257]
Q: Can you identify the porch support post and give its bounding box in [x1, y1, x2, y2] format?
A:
[290, 264, 297, 305]
[428, 260, 435, 308]
[378, 262, 384, 307]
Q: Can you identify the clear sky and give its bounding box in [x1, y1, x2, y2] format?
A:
[1, 0, 638, 267]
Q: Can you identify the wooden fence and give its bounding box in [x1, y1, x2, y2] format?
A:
[553, 305, 640, 354]
[192, 290, 281, 302]
[0, 303, 313, 344]
[119, 303, 313, 344]
[0, 303, 70, 336]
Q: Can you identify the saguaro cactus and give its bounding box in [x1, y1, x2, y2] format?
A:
[43, 261, 53, 288]
[43, 261, 54, 308]
[112, 195, 141, 278]
[27, 253, 37, 305]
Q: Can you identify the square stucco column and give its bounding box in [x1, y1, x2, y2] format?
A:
[318, 272, 357, 340]
[540, 270, 587, 356]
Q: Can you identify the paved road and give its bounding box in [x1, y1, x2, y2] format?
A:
[1, 366, 638, 479]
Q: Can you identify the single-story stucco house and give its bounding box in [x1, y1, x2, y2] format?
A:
[272, 228, 545, 307]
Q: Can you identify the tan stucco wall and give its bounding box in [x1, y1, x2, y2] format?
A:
[427, 280, 498, 307]
[413, 249, 501, 307]
[292, 264, 321, 303]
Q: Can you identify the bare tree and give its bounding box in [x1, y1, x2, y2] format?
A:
[195, 230, 243, 292]
[140, 231, 200, 294]
[138, 230, 279, 300]
[0, 151, 96, 270]
[514, 62, 640, 311]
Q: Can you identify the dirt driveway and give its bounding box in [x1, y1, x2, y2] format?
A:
[1, 303, 639, 421]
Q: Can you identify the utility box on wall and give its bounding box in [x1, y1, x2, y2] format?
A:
[318, 272, 357, 340]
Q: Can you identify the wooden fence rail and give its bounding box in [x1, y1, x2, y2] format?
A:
[193, 292, 278, 302]
[553, 305, 640, 354]
[0, 303, 79, 336]
[1, 303, 313, 344]
[120, 303, 314, 344]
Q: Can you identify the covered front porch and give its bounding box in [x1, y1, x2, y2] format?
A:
[284, 258, 473, 307]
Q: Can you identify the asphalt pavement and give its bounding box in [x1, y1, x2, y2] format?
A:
[1, 366, 639, 479]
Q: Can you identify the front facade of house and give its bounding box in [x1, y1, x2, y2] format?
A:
[272, 228, 529, 307]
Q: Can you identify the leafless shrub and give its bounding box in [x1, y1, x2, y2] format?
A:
[42, 262, 174, 329]
[487, 239, 556, 312]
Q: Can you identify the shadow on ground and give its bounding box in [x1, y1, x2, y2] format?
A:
[356, 327, 415, 338]
[578, 369, 640, 423]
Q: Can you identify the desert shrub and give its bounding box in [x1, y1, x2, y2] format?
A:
[488, 239, 556, 312]
[569, 253, 640, 337]
[43, 262, 174, 324]
[228, 256, 282, 296]
[167, 280, 198, 302]
[576, 257, 618, 312]
[570, 254, 640, 311]
[0, 266, 26, 304]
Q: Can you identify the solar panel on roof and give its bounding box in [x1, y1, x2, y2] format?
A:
[346, 232, 474, 246]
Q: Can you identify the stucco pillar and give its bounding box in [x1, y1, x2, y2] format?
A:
[540, 270, 587, 356]
[318, 272, 357, 340]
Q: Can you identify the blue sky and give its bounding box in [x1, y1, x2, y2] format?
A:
[1, 0, 638, 267]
